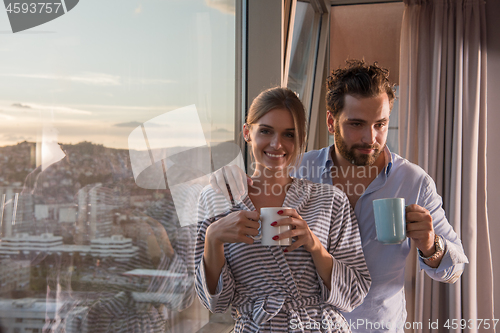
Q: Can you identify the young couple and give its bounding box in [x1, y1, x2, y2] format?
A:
[195, 60, 467, 333]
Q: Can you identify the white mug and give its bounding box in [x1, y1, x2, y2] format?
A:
[250, 207, 292, 246]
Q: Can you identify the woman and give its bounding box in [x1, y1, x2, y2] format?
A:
[195, 87, 370, 332]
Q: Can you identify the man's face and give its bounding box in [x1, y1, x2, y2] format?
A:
[327, 93, 391, 166]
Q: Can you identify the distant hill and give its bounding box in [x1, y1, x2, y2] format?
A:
[0, 140, 243, 200]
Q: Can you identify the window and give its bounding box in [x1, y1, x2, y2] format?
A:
[287, 2, 316, 111]
[0, 0, 237, 332]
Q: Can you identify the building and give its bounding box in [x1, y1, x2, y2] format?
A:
[90, 235, 138, 262]
[0, 298, 80, 333]
[76, 184, 115, 244]
[0, 259, 30, 293]
[0, 186, 27, 238]
[0, 233, 137, 262]
[0, 233, 63, 257]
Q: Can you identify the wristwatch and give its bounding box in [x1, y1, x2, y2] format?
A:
[418, 235, 444, 261]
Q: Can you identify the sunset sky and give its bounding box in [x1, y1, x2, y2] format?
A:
[0, 0, 236, 149]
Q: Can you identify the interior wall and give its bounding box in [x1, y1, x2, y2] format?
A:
[485, 0, 500, 321]
[329, 2, 404, 84]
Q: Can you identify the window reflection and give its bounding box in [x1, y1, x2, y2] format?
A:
[0, 0, 236, 332]
[287, 2, 316, 112]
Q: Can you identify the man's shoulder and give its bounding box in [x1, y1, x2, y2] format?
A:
[301, 146, 331, 164]
[391, 153, 427, 175]
[292, 146, 331, 179]
[390, 153, 433, 184]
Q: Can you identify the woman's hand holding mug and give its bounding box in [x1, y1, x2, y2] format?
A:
[271, 208, 320, 253]
[206, 210, 261, 245]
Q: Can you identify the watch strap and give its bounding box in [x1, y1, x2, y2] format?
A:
[418, 235, 444, 261]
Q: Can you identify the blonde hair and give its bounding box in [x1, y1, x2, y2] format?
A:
[246, 87, 307, 168]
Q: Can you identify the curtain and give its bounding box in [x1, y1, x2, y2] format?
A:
[399, 0, 492, 332]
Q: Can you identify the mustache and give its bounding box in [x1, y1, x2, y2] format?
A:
[351, 144, 380, 150]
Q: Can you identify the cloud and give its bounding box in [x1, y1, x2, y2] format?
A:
[0, 72, 174, 86]
[114, 121, 143, 128]
[205, 0, 235, 14]
[9, 102, 91, 115]
[2, 134, 31, 142]
[134, 78, 174, 84]
[70, 73, 121, 85]
[135, 4, 142, 14]
[76, 104, 182, 111]
[115, 121, 166, 128]
[1, 72, 120, 86]
[0, 112, 16, 120]
[12, 103, 31, 109]
[214, 128, 230, 133]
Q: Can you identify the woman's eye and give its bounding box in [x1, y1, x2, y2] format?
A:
[260, 129, 271, 134]
[284, 132, 294, 138]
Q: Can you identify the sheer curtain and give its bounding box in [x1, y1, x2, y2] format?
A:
[399, 0, 493, 332]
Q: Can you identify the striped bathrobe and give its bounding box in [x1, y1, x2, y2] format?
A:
[195, 178, 371, 333]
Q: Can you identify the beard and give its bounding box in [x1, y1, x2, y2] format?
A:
[334, 121, 385, 166]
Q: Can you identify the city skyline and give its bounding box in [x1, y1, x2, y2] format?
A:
[0, 1, 236, 332]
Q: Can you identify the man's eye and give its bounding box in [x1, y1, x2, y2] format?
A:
[375, 123, 386, 129]
[351, 123, 362, 127]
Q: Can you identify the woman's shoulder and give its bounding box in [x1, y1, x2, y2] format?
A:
[199, 184, 218, 200]
[198, 185, 234, 221]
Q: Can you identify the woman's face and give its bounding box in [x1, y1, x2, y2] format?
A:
[244, 108, 296, 173]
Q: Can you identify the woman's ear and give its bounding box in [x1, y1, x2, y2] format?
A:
[243, 123, 251, 142]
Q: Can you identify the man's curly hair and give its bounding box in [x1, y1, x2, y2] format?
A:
[326, 59, 396, 119]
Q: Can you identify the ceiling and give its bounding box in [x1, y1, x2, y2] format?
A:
[301, 0, 403, 6]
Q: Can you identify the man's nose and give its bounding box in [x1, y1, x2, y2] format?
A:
[362, 127, 377, 145]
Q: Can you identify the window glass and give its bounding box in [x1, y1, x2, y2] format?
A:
[287, 2, 316, 111]
[0, 0, 236, 332]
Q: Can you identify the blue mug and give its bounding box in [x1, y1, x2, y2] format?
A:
[372, 198, 406, 244]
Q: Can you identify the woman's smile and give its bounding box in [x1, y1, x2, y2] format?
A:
[264, 151, 286, 159]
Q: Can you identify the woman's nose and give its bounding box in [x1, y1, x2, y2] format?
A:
[270, 135, 282, 149]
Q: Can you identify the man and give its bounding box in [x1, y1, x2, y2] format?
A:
[211, 60, 468, 332]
